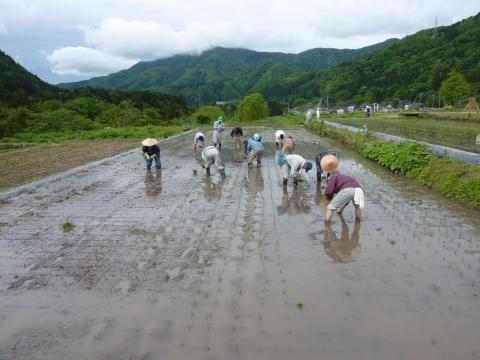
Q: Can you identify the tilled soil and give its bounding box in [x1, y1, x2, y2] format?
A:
[0, 127, 479, 360]
[0, 140, 139, 191]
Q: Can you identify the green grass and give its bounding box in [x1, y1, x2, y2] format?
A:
[0, 124, 196, 144]
[325, 115, 480, 153]
[226, 115, 305, 128]
[62, 220, 74, 232]
[0, 148, 18, 154]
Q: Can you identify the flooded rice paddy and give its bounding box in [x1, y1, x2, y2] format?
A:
[0, 127, 479, 359]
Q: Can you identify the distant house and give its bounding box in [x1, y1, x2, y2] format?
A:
[216, 101, 227, 106]
[347, 105, 355, 112]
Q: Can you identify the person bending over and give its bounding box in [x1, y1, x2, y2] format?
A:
[321, 155, 364, 222]
[142, 138, 161, 170]
[244, 133, 265, 167]
[202, 145, 226, 177]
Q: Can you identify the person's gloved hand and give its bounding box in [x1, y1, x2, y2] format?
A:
[283, 178, 288, 186]
[293, 177, 299, 186]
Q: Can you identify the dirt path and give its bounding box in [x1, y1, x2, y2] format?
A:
[0, 140, 140, 191]
[0, 127, 479, 360]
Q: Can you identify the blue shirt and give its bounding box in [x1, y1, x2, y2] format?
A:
[245, 139, 264, 154]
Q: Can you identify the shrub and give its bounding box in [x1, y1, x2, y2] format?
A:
[306, 122, 480, 210]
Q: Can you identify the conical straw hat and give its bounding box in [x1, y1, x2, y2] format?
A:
[142, 138, 158, 146]
[320, 154, 339, 172]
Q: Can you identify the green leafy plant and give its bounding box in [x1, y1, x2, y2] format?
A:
[62, 220, 74, 232]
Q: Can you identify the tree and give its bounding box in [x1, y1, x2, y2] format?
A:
[267, 100, 284, 116]
[439, 71, 471, 106]
[191, 105, 225, 124]
[236, 93, 269, 121]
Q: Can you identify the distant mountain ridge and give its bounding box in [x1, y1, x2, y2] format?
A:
[58, 39, 398, 104]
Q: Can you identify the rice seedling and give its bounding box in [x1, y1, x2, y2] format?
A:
[62, 220, 74, 232]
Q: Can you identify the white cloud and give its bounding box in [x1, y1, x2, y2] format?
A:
[2, 0, 477, 79]
[47, 46, 137, 76]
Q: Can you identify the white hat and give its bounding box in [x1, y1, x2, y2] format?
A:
[142, 138, 158, 146]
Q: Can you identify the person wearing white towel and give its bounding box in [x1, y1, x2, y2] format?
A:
[193, 132, 206, 151]
[275, 130, 286, 149]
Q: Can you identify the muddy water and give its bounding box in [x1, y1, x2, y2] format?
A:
[0, 127, 479, 360]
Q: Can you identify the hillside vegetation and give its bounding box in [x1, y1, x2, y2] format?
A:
[265, 13, 480, 105]
[59, 40, 397, 104]
[0, 51, 189, 140]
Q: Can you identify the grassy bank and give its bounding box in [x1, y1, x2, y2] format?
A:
[325, 115, 480, 153]
[307, 122, 480, 210]
[226, 115, 304, 128]
[0, 124, 196, 144]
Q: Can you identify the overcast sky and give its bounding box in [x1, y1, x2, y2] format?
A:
[0, 0, 478, 84]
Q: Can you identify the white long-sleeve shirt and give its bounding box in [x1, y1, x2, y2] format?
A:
[213, 120, 224, 132]
[283, 154, 307, 179]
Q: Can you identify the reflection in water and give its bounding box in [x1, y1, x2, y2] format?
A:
[231, 145, 245, 164]
[244, 167, 264, 193]
[324, 217, 361, 263]
[144, 170, 162, 196]
[202, 178, 225, 202]
[277, 186, 311, 215]
[193, 149, 204, 166]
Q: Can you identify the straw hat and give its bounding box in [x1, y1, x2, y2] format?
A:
[142, 138, 158, 146]
[320, 154, 339, 172]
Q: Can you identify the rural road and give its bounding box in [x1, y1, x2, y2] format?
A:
[1, 127, 479, 360]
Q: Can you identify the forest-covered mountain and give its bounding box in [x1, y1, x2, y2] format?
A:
[59, 40, 397, 104]
[0, 50, 189, 138]
[0, 49, 60, 106]
[260, 12, 480, 105]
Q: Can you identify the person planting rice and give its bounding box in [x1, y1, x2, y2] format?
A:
[141, 138, 161, 170]
[213, 115, 225, 149]
[282, 135, 294, 154]
[230, 126, 244, 149]
[244, 133, 265, 167]
[193, 132, 206, 151]
[275, 129, 286, 149]
[202, 145, 226, 177]
[321, 155, 364, 222]
[280, 154, 313, 186]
